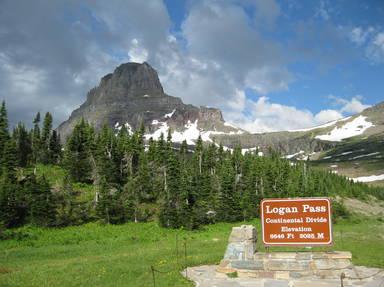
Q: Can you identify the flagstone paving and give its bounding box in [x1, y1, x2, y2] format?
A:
[182, 265, 384, 287]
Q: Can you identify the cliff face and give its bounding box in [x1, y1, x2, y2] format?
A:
[57, 62, 239, 141]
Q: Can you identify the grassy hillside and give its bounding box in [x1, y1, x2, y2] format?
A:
[1, 219, 383, 287]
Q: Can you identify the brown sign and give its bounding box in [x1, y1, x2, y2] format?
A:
[261, 198, 332, 246]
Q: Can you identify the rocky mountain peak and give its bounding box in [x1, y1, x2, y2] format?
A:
[85, 62, 164, 106]
[57, 62, 242, 142]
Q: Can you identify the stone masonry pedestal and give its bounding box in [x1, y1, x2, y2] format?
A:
[217, 225, 354, 279]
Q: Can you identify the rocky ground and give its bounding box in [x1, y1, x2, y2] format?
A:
[183, 265, 384, 287]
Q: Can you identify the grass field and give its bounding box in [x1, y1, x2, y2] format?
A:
[1, 218, 383, 287]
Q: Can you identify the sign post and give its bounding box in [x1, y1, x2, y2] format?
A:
[261, 198, 332, 246]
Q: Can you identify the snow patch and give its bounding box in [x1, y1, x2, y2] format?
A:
[241, 147, 259, 155]
[351, 174, 384, 183]
[164, 109, 176, 119]
[224, 122, 238, 129]
[125, 122, 133, 134]
[340, 151, 353, 156]
[315, 116, 374, 142]
[349, 152, 380, 160]
[145, 119, 200, 145]
[288, 117, 351, 132]
[143, 94, 149, 97]
[285, 150, 305, 159]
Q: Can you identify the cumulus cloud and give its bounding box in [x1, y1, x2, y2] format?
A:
[0, 0, 375, 134]
[329, 95, 370, 114]
[314, 109, 343, 123]
[226, 95, 370, 133]
[0, 0, 170, 127]
[349, 27, 375, 46]
[366, 32, 384, 63]
[348, 26, 384, 64]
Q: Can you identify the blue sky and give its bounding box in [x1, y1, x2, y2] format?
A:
[0, 0, 383, 132]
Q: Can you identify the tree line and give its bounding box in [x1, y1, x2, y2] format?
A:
[0, 101, 381, 231]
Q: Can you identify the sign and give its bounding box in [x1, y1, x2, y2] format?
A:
[261, 198, 332, 246]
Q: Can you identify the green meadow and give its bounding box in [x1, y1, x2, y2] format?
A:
[1, 218, 383, 287]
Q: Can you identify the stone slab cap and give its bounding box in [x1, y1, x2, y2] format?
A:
[228, 225, 257, 243]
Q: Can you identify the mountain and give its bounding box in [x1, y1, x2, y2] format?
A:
[58, 62, 384, 184]
[57, 62, 244, 144]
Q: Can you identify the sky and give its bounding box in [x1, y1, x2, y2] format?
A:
[0, 0, 383, 133]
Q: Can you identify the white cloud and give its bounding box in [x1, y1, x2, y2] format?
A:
[348, 27, 384, 64]
[225, 95, 370, 133]
[225, 96, 326, 133]
[349, 27, 375, 46]
[315, 0, 331, 21]
[245, 66, 293, 94]
[129, 38, 149, 63]
[329, 95, 370, 114]
[314, 109, 343, 123]
[0, 0, 374, 135]
[366, 32, 384, 63]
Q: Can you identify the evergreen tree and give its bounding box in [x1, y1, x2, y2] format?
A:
[95, 124, 119, 184]
[31, 112, 42, 163]
[159, 152, 180, 228]
[49, 130, 61, 164]
[63, 119, 93, 183]
[13, 123, 32, 167]
[0, 172, 24, 227]
[0, 101, 10, 172]
[217, 159, 242, 222]
[41, 112, 53, 163]
[56, 175, 76, 226]
[26, 175, 56, 226]
[96, 177, 124, 224]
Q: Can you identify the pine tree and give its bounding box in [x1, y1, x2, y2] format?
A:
[216, 159, 242, 222]
[31, 112, 42, 163]
[26, 175, 56, 226]
[56, 175, 76, 226]
[122, 175, 140, 222]
[0, 172, 24, 227]
[41, 112, 53, 163]
[95, 124, 119, 184]
[49, 130, 61, 164]
[64, 119, 93, 183]
[13, 123, 32, 167]
[0, 101, 10, 171]
[159, 152, 180, 228]
[96, 177, 124, 224]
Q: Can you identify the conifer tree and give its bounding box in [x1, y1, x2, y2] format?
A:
[0, 172, 23, 227]
[41, 112, 53, 163]
[217, 159, 242, 222]
[64, 119, 93, 183]
[31, 112, 42, 163]
[0, 101, 10, 170]
[49, 130, 61, 164]
[56, 175, 76, 226]
[26, 175, 56, 226]
[13, 123, 32, 167]
[159, 152, 180, 228]
[96, 177, 124, 224]
[95, 124, 119, 184]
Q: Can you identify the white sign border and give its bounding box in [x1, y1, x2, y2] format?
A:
[261, 197, 333, 246]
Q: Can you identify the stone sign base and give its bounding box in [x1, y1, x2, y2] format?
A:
[217, 251, 353, 279]
[217, 225, 356, 280]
